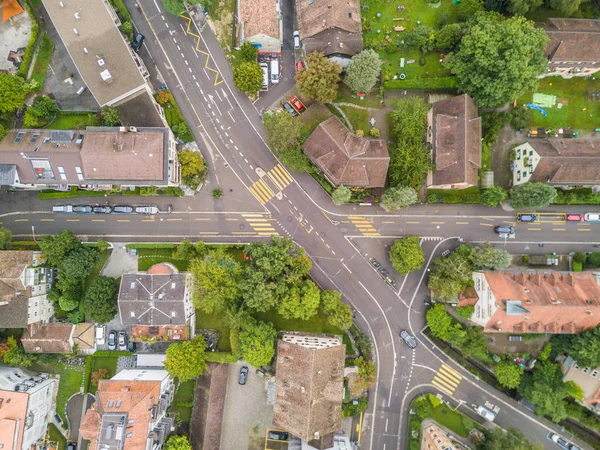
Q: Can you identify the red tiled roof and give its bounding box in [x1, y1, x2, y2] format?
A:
[545, 19, 600, 64]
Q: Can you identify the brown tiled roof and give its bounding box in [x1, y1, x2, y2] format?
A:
[0, 251, 32, 328]
[21, 323, 73, 353]
[302, 116, 389, 187]
[526, 138, 600, 185]
[544, 19, 600, 64]
[73, 322, 96, 350]
[482, 271, 600, 334]
[0, 390, 29, 450]
[296, 0, 361, 38]
[303, 28, 363, 57]
[430, 94, 481, 188]
[0, 251, 32, 286]
[273, 337, 345, 441]
[240, 0, 280, 40]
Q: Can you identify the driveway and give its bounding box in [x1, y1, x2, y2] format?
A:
[101, 243, 138, 277]
[66, 393, 93, 441]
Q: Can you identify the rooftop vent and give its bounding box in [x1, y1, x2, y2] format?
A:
[84, 48, 88, 54]
[100, 69, 112, 82]
[98, 59, 105, 67]
[74, 12, 80, 19]
[73, 28, 79, 35]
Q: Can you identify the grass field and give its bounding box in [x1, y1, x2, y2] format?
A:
[431, 403, 470, 437]
[339, 106, 371, 133]
[86, 249, 111, 288]
[48, 423, 67, 450]
[31, 33, 54, 88]
[196, 312, 231, 352]
[517, 76, 600, 131]
[89, 356, 119, 394]
[172, 380, 195, 422]
[49, 111, 101, 130]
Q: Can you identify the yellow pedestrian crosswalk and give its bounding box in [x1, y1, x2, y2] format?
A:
[266, 164, 294, 190]
[249, 179, 275, 205]
[241, 214, 279, 236]
[349, 216, 380, 236]
[431, 364, 462, 396]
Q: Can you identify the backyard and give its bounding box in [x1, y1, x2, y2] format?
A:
[47, 111, 101, 130]
[47, 423, 67, 450]
[517, 76, 600, 131]
[136, 245, 245, 272]
[89, 356, 119, 394]
[31, 34, 54, 88]
[171, 379, 195, 422]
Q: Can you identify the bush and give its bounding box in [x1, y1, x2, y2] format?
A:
[554, 188, 600, 205]
[588, 252, 600, 267]
[17, 0, 39, 78]
[140, 186, 158, 196]
[455, 306, 474, 319]
[161, 186, 185, 196]
[369, 127, 380, 137]
[204, 352, 238, 363]
[212, 188, 222, 199]
[573, 252, 586, 264]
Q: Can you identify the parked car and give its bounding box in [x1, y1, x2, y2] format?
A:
[293, 30, 300, 49]
[476, 405, 496, 421]
[289, 96, 306, 113]
[73, 205, 93, 214]
[267, 431, 289, 441]
[135, 205, 159, 214]
[127, 341, 136, 353]
[584, 212, 600, 222]
[118, 331, 127, 351]
[67, 442, 77, 450]
[516, 214, 538, 222]
[93, 205, 113, 214]
[260, 62, 269, 89]
[53, 205, 74, 214]
[95, 325, 106, 346]
[400, 330, 417, 349]
[494, 225, 515, 235]
[282, 102, 298, 117]
[108, 330, 117, 351]
[546, 432, 569, 450]
[270, 60, 280, 84]
[132, 33, 145, 52]
[566, 214, 585, 222]
[113, 205, 134, 214]
[239, 366, 249, 385]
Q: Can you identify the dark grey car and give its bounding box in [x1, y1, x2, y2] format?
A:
[239, 366, 248, 385]
[400, 330, 417, 349]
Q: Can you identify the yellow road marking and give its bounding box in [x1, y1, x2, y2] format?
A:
[382, 221, 395, 224]
[363, 232, 382, 236]
[456, 222, 469, 225]
[503, 221, 515, 225]
[246, 218, 268, 222]
[578, 229, 591, 232]
[480, 223, 493, 227]
[40, 219, 54, 222]
[179, 14, 223, 85]
[273, 164, 293, 185]
[407, 221, 420, 224]
[431, 221, 445, 224]
[527, 227, 542, 231]
[117, 220, 130, 222]
[257, 232, 279, 236]
[66, 219, 80, 222]
[348, 216, 365, 219]
[241, 214, 265, 217]
[440, 365, 462, 381]
[142, 220, 154, 222]
[552, 228, 565, 231]
[482, 217, 494, 221]
[15, 219, 28, 222]
[91, 220, 105, 222]
[225, 218, 239, 221]
[266, 164, 292, 191]
[195, 218, 210, 221]
[232, 232, 256, 235]
[198, 231, 219, 235]
[431, 380, 454, 395]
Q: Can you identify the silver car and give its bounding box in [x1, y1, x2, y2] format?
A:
[400, 330, 417, 349]
[118, 331, 127, 351]
[135, 205, 159, 214]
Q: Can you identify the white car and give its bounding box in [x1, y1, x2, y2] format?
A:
[135, 205, 159, 214]
[475, 405, 496, 421]
[95, 325, 106, 346]
[584, 212, 600, 222]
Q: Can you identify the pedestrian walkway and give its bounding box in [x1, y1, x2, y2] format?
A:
[348, 216, 380, 237]
[266, 164, 293, 191]
[239, 214, 279, 236]
[249, 178, 276, 205]
[431, 364, 462, 395]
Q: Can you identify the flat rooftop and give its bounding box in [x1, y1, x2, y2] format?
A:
[41, 0, 146, 106]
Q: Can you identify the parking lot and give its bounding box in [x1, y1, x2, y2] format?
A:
[220, 362, 276, 450]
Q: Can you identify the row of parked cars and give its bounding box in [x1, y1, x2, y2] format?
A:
[95, 325, 135, 352]
[53, 204, 169, 215]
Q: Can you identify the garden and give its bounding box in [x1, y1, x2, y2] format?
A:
[171, 380, 196, 422]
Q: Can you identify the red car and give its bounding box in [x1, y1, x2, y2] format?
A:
[566, 213, 585, 222]
[289, 96, 306, 113]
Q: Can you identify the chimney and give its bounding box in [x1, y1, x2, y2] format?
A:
[122, 386, 130, 392]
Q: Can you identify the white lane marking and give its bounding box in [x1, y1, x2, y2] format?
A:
[222, 87, 233, 108]
[385, 418, 388, 433]
[239, 152, 243, 157]
[228, 110, 236, 122]
[230, 139, 234, 144]
[188, 67, 192, 73]
[195, 81, 200, 88]
[172, 37, 177, 43]
[152, 0, 161, 12]
[164, 22, 169, 28]
[203, 68, 211, 80]
[215, 118, 220, 123]
[215, 90, 223, 102]
[184, 60, 189, 66]
[245, 159, 249, 163]
[249, 165, 254, 170]
[192, 74, 196, 80]
[180, 53, 184, 58]
[342, 263, 352, 274]
[234, 145, 238, 150]
[177, 45, 181, 50]
[161, 15, 165, 20]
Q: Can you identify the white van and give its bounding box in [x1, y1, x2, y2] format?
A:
[260, 63, 269, 89]
[293, 31, 300, 49]
[270, 60, 280, 84]
[52, 205, 73, 214]
[475, 405, 496, 421]
[95, 325, 106, 345]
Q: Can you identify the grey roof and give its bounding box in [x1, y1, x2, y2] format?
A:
[0, 293, 29, 328]
[118, 274, 188, 326]
[0, 164, 17, 185]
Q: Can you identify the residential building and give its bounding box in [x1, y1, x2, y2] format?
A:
[560, 356, 600, 415]
[295, 0, 362, 66]
[118, 263, 195, 342]
[0, 127, 180, 191]
[543, 18, 600, 78]
[427, 94, 482, 190]
[302, 116, 389, 188]
[40, 0, 166, 127]
[239, 0, 282, 53]
[0, 366, 57, 450]
[21, 323, 74, 353]
[511, 139, 600, 188]
[273, 333, 346, 448]
[421, 419, 469, 450]
[0, 251, 55, 328]
[80, 369, 175, 450]
[467, 271, 600, 334]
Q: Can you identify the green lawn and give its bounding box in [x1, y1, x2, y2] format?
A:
[48, 423, 67, 450]
[172, 380, 195, 422]
[196, 311, 231, 352]
[89, 356, 119, 394]
[48, 111, 101, 130]
[32, 361, 82, 426]
[517, 76, 600, 131]
[431, 403, 470, 437]
[31, 34, 54, 88]
[339, 106, 371, 133]
[86, 249, 111, 288]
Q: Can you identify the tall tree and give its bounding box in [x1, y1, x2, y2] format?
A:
[164, 335, 208, 381]
[178, 150, 207, 189]
[99, 106, 121, 126]
[84, 276, 118, 323]
[57, 247, 100, 290]
[190, 247, 241, 314]
[495, 361, 523, 389]
[0, 227, 11, 250]
[509, 0, 543, 15]
[446, 13, 548, 107]
[344, 49, 382, 93]
[278, 279, 321, 320]
[389, 236, 424, 275]
[481, 186, 507, 207]
[1, 337, 35, 368]
[163, 435, 191, 450]
[428, 249, 473, 301]
[39, 230, 80, 267]
[551, 325, 600, 368]
[509, 182, 557, 209]
[434, 23, 463, 49]
[469, 244, 511, 270]
[484, 427, 543, 450]
[332, 185, 352, 205]
[457, 0, 484, 21]
[239, 319, 277, 367]
[321, 290, 353, 330]
[426, 304, 466, 342]
[403, 26, 435, 53]
[0, 73, 27, 114]
[233, 61, 263, 96]
[381, 186, 418, 211]
[519, 362, 568, 422]
[296, 51, 341, 103]
[545, 0, 586, 16]
[264, 110, 302, 154]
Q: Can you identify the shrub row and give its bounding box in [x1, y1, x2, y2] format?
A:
[125, 243, 176, 249]
[384, 76, 458, 90]
[83, 356, 93, 393]
[553, 188, 600, 205]
[18, 0, 40, 79]
[205, 352, 238, 363]
[93, 351, 133, 357]
[37, 186, 185, 199]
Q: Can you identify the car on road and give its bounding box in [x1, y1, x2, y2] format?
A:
[53, 205, 74, 214]
[113, 205, 134, 214]
[475, 405, 496, 421]
[118, 331, 127, 351]
[546, 432, 569, 450]
[108, 330, 117, 351]
[399, 330, 417, 349]
[95, 325, 106, 346]
[282, 102, 298, 117]
[239, 366, 248, 385]
[516, 213, 538, 222]
[135, 205, 159, 214]
[267, 431, 289, 441]
[293, 30, 300, 49]
[93, 205, 113, 214]
[289, 96, 306, 113]
[132, 33, 145, 52]
[584, 212, 600, 222]
[73, 205, 93, 214]
[566, 213, 585, 222]
[67, 442, 77, 450]
[494, 225, 515, 235]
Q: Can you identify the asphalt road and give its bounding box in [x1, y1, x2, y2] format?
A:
[4, 1, 600, 449]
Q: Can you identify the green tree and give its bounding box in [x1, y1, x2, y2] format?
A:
[573, 251, 586, 264]
[332, 185, 352, 205]
[1, 337, 35, 368]
[519, 361, 568, 422]
[239, 319, 277, 367]
[30, 95, 58, 119]
[0, 72, 27, 114]
[57, 247, 100, 290]
[0, 227, 11, 250]
[190, 247, 240, 314]
[59, 296, 79, 312]
[178, 150, 207, 189]
[120, 21, 132, 37]
[510, 106, 532, 130]
[173, 239, 195, 260]
[481, 186, 507, 207]
[509, 182, 557, 209]
[551, 325, 600, 368]
[566, 381, 585, 401]
[446, 14, 548, 107]
[164, 335, 208, 380]
[389, 237, 424, 275]
[84, 276, 118, 323]
[100, 106, 121, 126]
[545, 0, 585, 15]
[264, 111, 302, 154]
[381, 186, 418, 211]
[321, 290, 353, 330]
[39, 230, 81, 267]
[495, 361, 523, 389]
[0, 124, 8, 142]
[457, 0, 484, 21]
[239, 42, 258, 62]
[484, 427, 543, 450]
[233, 61, 263, 96]
[95, 239, 110, 252]
[296, 51, 341, 103]
[163, 435, 191, 450]
[278, 279, 321, 320]
[426, 304, 466, 342]
[469, 244, 511, 270]
[589, 252, 600, 267]
[343, 49, 382, 93]
[428, 249, 473, 301]
[455, 305, 474, 319]
[403, 26, 435, 53]
[434, 23, 463, 49]
[509, 0, 543, 15]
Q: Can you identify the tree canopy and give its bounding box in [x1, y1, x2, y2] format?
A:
[263, 112, 310, 172]
[296, 51, 341, 103]
[508, 0, 543, 15]
[57, 247, 100, 291]
[178, 150, 207, 189]
[233, 61, 263, 96]
[39, 230, 80, 267]
[278, 279, 321, 320]
[84, 276, 118, 323]
[332, 185, 352, 205]
[100, 106, 121, 126]
[552, 325, 600, 368]
[163, 435, 191, 450]
[1, 337, 35, 368]
[426, 304, 466, 342]
[389, 236, 424, 275]
[481, 186, 507, 207]
[469, 244, 511, 270]
[164, 335, 208, 381]
[509, 182, 557, 209]
[0, 73, 27, 114]
[427, 246, 473, 301]
[446, 13, 548, 107]
[381, 186, 418, 211]
[457, 0, 484, 22]
[344, 49, 382, 93]
[519, 361, 568, 422]
[321, 290, 353, 330]
[495, 361, 523, 389]
[239, 319, 277, 367]
[483, 427, 543, 450]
